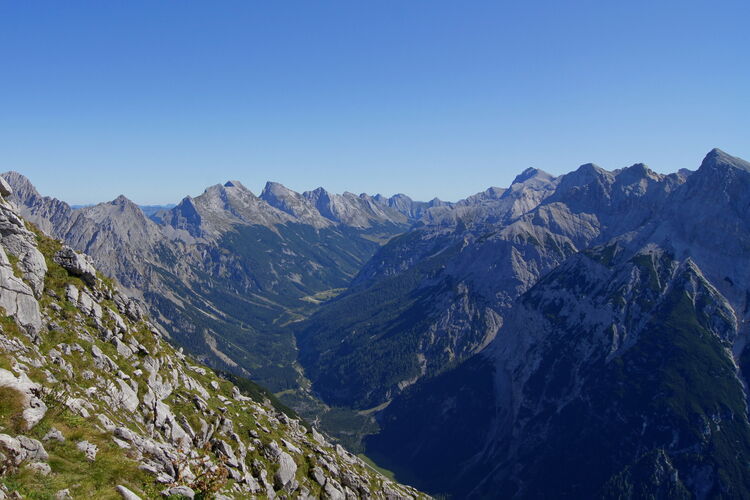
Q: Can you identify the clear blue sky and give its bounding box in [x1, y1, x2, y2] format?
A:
[1, 1, 748, 205]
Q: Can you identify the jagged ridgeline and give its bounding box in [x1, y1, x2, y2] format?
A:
[0, 183, 425, 498]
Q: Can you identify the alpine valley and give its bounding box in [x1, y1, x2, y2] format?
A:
[5, 148, 750, 499]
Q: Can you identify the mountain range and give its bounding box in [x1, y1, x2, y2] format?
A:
[4, 174, 441, 390]
[5, 148, 750, 498]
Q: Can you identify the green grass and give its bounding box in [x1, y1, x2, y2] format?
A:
[1, 403, 160, 500]
[357, 453, 396, 481]
[0, 386, 27, 433]
[300, 288, 346, 304]
[5, 252, 23, 280]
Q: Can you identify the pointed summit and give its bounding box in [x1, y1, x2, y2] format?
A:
[512, 167, 544, 185]
[2, 171, 42, 201]
[616, 163, 660, 184]
[576, 163, 605, 175]
[557, 162, 611, 189]
[260, 181, 302, 208]
[224, 180, 249, 190]
[260, 181, 296, 199]
[510, 167, 555, 189]
[699, 148, 750, 173]
[111, 194, 134, 205]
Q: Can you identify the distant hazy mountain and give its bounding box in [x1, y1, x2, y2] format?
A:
[138, 203, 176, 219]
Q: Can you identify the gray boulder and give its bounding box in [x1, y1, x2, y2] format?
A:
[0, 434, 25, 465]
[323, 479, 346, 500]
[43, 428, 65, 442]
[28, 461, 51, 475]
[160, 486, 195, 498]
[53, 246, 97, 286]
[0, 246, 42, 335]
[0, 178, 12, 197]
[76, 440, 98, 461]
[311, 466, 326, 486]
[17, 436, 48, 461]
[0, 369, 47, 429]
[0, 200, 47, 297]
[116, 485, 142, 500]
[274, 451, 298, 490]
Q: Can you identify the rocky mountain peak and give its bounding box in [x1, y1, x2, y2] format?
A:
[614, 163, 664, 188]
[302, 187, 331, 207]
[511, 167, 554, 186]
[573, 162, 608, 179]
[549, 162, 614, 204]
[699, 147, 750, 173]
[458, 187, 505, 205]
[619, 162, 652, 177]
[79, 195, 153, 227]
[306, 186, 329, 197]
[260, 181, 331, 225]
[158, 196, 203, 237]
[1, 171, 38, 199]
[513, 167, 540, 184]
[260, 181, 297, 199]
[110, 194, 139, 208]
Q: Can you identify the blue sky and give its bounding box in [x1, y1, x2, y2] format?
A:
[1, 1, 748, 205]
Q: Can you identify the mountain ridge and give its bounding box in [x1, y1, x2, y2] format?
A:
[352, 149, 750, 498]
[7, 149, 750, 499]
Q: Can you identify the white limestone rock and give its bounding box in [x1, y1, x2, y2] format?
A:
[0, 368, 47, 429]
[77, 440, 98, 461]
[53, 246, 98, 286]
[116, 485, 143, 500]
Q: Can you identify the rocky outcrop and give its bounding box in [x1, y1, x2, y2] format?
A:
[0, 194, 44, 334]
[53, 246, 97, 286]
[0, 205, 47, 298]
[0, 369, 47, 429]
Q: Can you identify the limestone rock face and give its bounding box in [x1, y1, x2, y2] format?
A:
[0, 195, 44, 333]
[0, 178, 12, 197]
[0, 247, 41, 335]
[115, 485, 142, 500]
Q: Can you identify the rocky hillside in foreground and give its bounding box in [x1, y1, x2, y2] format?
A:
[0, 182, 425, 499]
[2, 174, 443, 392]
